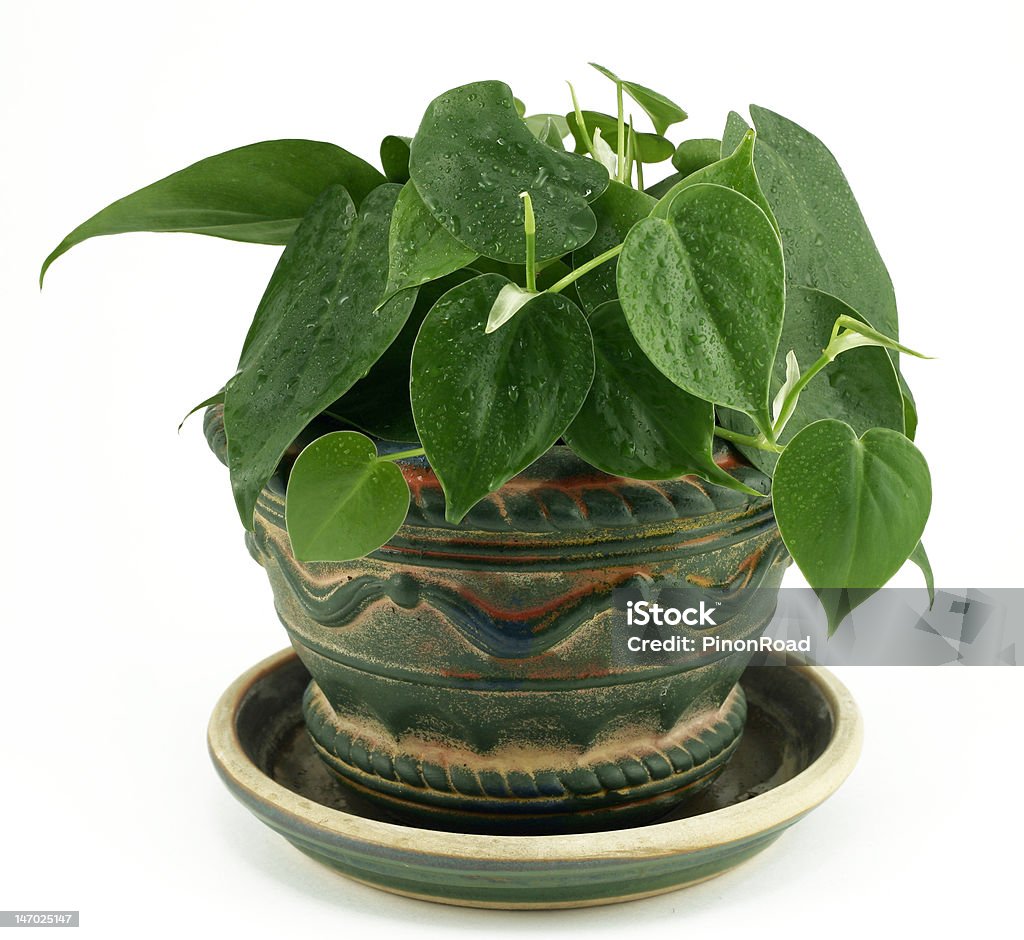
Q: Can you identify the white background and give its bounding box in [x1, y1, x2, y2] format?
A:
[2, 1, 1021, 936]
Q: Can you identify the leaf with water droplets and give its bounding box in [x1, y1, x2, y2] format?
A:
[718, 287, 905, 474]
[723, 107, 898, 340]
[651, 129, 778, 234]
[572, 180, 654, 312]
[617, 182, 784, 438]
[385, 181, 476, 297]
[409, 81, 608, 263]
[410, 273, 594, 522]
[564, 302, 756, 494]
[773, 420, 931, 630]
[328, 271, 474, 442]
[41, 140, 386, 284]
[223, 184, 417, 527]
[286, 431, 410, 562]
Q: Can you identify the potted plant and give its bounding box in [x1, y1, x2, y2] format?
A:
[42, 65, 931, 834]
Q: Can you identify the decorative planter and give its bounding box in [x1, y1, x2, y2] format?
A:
[206, 407, 790, 834]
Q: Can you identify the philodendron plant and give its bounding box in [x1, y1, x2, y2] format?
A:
[43, 65, 932, 630]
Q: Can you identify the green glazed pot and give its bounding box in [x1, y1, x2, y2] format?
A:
[205, 407, 790, 834]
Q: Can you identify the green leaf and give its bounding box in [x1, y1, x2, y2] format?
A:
[617, 183, 785, 438]
[178, 388, 224, 432]
[380, 135, 412, 183]
[827, 315, 930, 359]
[409, 81, 609, 263]
[773, 420, 932, 592]
[41, 140, 385, 284]
[652, 129, 778, 234]
[524, 114, 570, 149]
[589, 64, 688, 135]
[327, 271, 474, 442]
[410, 273, 594, 522]
[910, 542, 935, 608]
[384, 182, 476, 297]
[572, 180, 655, 312]
[565, 111, 674, 163]
[223, 184, 417, 527]
[285, 431, 410, 562]
[564, 302, 756, 493]
[672, 138, 721, 176]
[719, 288, 905, 474]
[723, 107, 898, 339]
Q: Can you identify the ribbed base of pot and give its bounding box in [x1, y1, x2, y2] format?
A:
[302, 681, 748, 834]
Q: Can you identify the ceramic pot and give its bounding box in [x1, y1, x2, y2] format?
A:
[205, 407, 789, 834]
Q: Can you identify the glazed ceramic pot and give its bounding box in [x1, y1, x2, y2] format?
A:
[205, 406, 789, 834]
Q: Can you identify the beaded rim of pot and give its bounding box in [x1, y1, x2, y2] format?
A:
[302, 679, 746, 819]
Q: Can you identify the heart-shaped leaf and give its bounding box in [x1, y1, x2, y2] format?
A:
[589, 64, 688, 135]
[223, 183, 417, 527]
[410, 273, 594, 522]
[380, 135, 412, 183]
[409, 81, 608, 263]
[723, 107, 898, 339]
[652, 129, 777, 234]
[564, 302, 755, 493]
[385, 182, 476, 297]
[672, 138, 721, 176]
[719, 287, 905, 474]
[572, 180, 654, 312]
[285, 431, 410, 562]
[617, 182, 784, 438]
[566, 111, 674, 163]
[773, 420, 931, 591]
[41, 140, 385, 283]
[328, 271, 474, 442]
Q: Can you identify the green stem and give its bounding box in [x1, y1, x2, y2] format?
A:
[714, 426, 784, 454]
[616, 83, 626, 182]
[625, 117, 636, 188]
[519, 191, 537, 292]
[546, 243, 624, 294]
[567, 81, 596, 159]
[385, 446, 425, 461]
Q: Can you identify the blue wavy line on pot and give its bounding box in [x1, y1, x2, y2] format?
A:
[259, 533, 787, 659]
[273, 545, 790, 680]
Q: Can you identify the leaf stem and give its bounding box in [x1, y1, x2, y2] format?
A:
[519, 191, 537, 292]
[567, 81, 597, 159]
[625, 117, 636, 188]
[714, 426, 784, 454]
[546, 243, 624, 294]
[385, 446, 425, 461]
[616, 83, 626, 183]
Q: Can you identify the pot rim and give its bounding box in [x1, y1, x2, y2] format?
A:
[208, 648, 862, 862]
